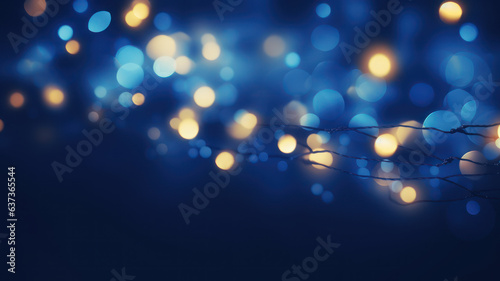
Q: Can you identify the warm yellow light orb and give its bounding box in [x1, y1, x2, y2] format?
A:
[309, 149, 333, 169]
[43, 86, 64, 107]
[169, 117, 180, 130]
[202, 42, 221, 61]
[496, 139, 500, 149]
[375, 134, 398, 157]
[146, 35, 176, 59]
[439, 2, 462, 24]
[132, 93, 145, 106]
[238, 113, 258, 129]
[459, 151, 487, 180]
[278, 134, 297, 154]
[307, 134, 322, 149]
[179, 108, 195, 120]
[175, 56, 193, 75]
[125, 10, 142, 27]
[178, 119, 199, 140]
[65, 40, 80, 55]
[368, 54, 391, 78]
[201, 33, 216, 45]
[215, 151, 235, 170]
[497, 125, 500, 138]
[10, 92, 25, 108]
[132, 3, 149, 20]
[400, 186, 417, 203]
[263, 35, 285, 57]
[193, 86, 215, 108]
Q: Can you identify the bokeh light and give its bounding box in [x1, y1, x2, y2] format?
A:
[175, 56, 193, 75]
[460, 23, 478, 42]
[178, 119, 199, 139]
[88, 11, 111, 33]
[65, 40, 80, 54]
[125, 10, 142, 27]
[24, 0, 46, 17]
[193, 86, 216, 108]
[202, 42, 221, 61]
[316, 3, 331, 18]
[10, 92, 25, 108]
[400, 186, 417, 203]
[153, 56, 176, 78]
[309, 149, 333, 170]
[116, 45, 144, 66]
[154, 12, 172, 31]
[285, 52, 301, 68]
[466, 200, 480, 215]
[374, 134, 398, 157]
[439, 2, 463, 24]
[368, 54, 391, 78]
[73, 0, 88, 13]
[355, 74, 387, 102]
[459, 151, 487, 179]
[313, 89, 345, 120]
[132, 93, 145, 106]
[0, 119, 4, 132]
[278, 134, 297, 154]
[43, 86, 65, 107]
[146, 35, 176, 59]
[263, 35, 285, 57]
[117, 63, 144, 88]
[132, 3, 150, 20]
[58, 25, 73, 41]
[311, 25, 339, 51]
[215, 151, 235, 170]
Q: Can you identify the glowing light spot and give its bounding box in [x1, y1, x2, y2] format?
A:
[43, 86, 65, 107]
[88, 11, 111, 33]
[355, 74, 387, 102]
[316, 3, 331, 18]
[400, 187, 417, 203]
[349, 114, 379, 136]
[215, 152, 235, 170]
[73, 0, 88, 13]
[116, 45, 144, 66]
[311, 183, 324, 195]
[311, 25, 339, 51]
[285, 52, 301, 68]
[148, 127, 160, 140]
[125, 10, 142, 27]
[132, 3, 149, 20]
[460, 23, 478, 42]
[278, 135, 297, 154]
[201, 33, 216, 45]
[309, 149, 333, 170]
[283, 69, 311, 96]
[193, 86, 215, 108]
[263, 35, 285, 57]
[24, 0, 46, 17]
[154, 12, 171, 31]
[439, 2, 462, 24]
[153, 56, 176, 78]
[228, 122, 254, 139]
[202, 42, 221, 61]
[94, 86, 107, 98]
[170, 117, 180, 130]
[368, 54, 391, 78]
[10, 92, 25, 108]
[220, 67, 234, 81]
[116, 63, 144, 88]
[396, 121, 421, 145]
[466, 200, 480, 215]
[118, 92, 133, 107]
[146, 35, 176, 60]
[179, 108, 195, 120]
[460, 151, 487, 180]
[0, 119, 4, 132]
[88, 111, 99, 122]
[375, 134, 398, 157]
[178, 119, 199, 139]
[58, 25, 73, 41]
[313, 89, 345, 120]
[307, 134, 322, 149]
[497, 125, 500, 138]
[65, 40, 80, 54]
[496, 139, 500, 149]
[175, 56, 193, 75]
[132, 93, 145, 106]
[237, 112, 258, 129]
[423, 111, 461, 145]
